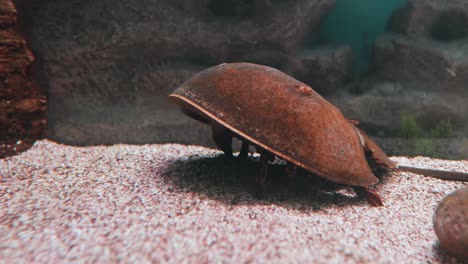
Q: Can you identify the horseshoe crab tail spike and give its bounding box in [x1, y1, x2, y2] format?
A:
[353, 186, 384, 206]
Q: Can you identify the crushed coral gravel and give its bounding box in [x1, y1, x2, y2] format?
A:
[0, 140, 466, 263]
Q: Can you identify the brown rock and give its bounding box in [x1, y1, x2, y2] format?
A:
[0, 0, 46, 157]
[433, 186, 468, 260]
[12, 98, 46, 113]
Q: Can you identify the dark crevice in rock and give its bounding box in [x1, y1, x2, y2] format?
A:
[208, 0, 256, 19]
[431, 10, 468, 42]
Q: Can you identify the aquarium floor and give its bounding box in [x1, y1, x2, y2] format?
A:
[1, 140, 466, 263]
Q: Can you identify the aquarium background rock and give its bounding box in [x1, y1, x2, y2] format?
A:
[0, 0, 47, 158]
[317, 0, 407, 73]
[8, 0, 468, 158]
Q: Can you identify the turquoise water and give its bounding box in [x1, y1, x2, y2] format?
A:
[318, 0, 407, 74]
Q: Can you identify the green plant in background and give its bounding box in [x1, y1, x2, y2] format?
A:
[400, 114, 422, 139]
[413, 138, 438, 157]
[431, 119, 454, 138]
[397, 115, 459, 158]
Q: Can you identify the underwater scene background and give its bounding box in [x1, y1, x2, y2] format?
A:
[2, 0, 468, 159]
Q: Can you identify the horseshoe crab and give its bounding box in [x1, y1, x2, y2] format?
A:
[169, 62, 396, 206]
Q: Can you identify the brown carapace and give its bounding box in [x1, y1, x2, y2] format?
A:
[169, 62, 396, 206]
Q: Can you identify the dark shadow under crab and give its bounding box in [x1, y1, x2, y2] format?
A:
[161, 153, 390, 210]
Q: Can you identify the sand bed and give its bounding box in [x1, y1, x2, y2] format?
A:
[0, 140, 466, 263]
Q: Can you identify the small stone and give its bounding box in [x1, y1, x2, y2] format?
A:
[433, 186, 468, 260]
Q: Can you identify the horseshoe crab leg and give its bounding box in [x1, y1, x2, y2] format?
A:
[284, 162, 297, 196]
[211, 123, 233, 158]
[255, 149, 275, 197]
[237, 140, 250, 160]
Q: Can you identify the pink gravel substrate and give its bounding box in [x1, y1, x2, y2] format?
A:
[0, 140, 466, 263]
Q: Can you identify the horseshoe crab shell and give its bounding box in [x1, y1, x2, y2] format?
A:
[169, 62, 382, 186]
